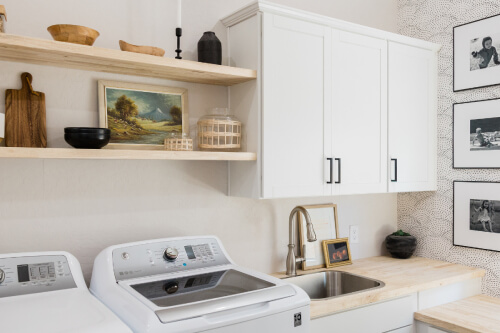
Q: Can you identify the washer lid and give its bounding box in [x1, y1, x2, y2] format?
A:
[0, 289, 132, 332]
[129, 269, 296, 323]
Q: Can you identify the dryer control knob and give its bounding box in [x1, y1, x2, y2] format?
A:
[0, 269, 5, 284]
[163, 282, 179, 294]
[164, 247, 178, 261]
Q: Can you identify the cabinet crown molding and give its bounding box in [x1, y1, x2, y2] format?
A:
[221, 0, 441, 52]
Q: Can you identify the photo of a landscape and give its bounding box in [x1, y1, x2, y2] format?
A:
[105, 87, 184, 146]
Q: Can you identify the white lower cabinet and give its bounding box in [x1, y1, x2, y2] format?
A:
[310, 278, 482, 333]
[311, 294, 417, 333]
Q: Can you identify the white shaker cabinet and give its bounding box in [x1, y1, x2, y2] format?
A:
[223, 2, 439, 199]
[260, 14, 331, 198]
[388, 42, 437, 192]
[330, 31, 388, 195]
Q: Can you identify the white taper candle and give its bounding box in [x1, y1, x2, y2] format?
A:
[177, 0, 182, 28]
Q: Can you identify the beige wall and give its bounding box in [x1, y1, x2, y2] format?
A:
[0, 0, 398, 282]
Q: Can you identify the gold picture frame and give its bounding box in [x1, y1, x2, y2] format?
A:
[298, 204, 339, 270]
[98, 80, 188, 150]
[322, 238, 352, 269]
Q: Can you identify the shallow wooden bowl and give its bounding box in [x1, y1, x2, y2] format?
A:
[119, 40, 165, 57]
[47, 24, 100, 46]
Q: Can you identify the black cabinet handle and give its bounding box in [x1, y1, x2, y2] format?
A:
[335, 158, 341, 184]
[326, 158, 333, 184]
[391, 158, 398, 182]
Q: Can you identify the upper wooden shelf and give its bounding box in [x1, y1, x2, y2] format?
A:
[0, 34, 257, 86]
[0, 147, 257, 161]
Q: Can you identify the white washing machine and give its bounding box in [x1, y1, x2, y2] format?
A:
[90, 236, 310, 333]
[0, 251, 132, 333]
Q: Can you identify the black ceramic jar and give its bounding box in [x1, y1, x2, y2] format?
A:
[198, 32, 222, 65]
[385, 231, 417, 259]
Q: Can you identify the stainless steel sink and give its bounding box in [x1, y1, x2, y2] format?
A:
[284, 271, 385, 300]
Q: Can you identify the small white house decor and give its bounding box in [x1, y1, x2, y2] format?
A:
[197, 108, 241, 151]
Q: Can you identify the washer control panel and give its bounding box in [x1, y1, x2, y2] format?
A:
[0, 255, 76, 298]
[112, 237, 230, 281]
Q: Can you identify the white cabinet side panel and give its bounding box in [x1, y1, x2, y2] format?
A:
[417, 277, 482, 310]
[228, 15, 261, 198]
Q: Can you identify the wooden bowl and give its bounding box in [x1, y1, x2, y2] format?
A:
[47, 24, 100, 46]
[119, 40, 165, 57]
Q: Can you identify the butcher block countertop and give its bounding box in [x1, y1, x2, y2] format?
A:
[272, 256, 485, 319]
[415, 295, 500, 333]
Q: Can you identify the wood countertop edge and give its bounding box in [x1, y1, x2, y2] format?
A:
[414, 312, 481, 333]
[271, 256, 486, 319]
[413, 295, 500, 333]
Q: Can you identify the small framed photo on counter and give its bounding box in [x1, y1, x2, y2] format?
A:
[322, 238, 352, 269]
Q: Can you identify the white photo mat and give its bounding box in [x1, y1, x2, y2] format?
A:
[454, 98, 500, 168]
[454, 181, 500, 252]
[298, 204, 339, 270]
[454, 14, 500, 91]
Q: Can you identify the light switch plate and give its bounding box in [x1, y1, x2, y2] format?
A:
[349, 225, 359, 243]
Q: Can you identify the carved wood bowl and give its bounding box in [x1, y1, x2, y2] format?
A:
[119, 40, 165, 57]
[47, 24, 100, 46]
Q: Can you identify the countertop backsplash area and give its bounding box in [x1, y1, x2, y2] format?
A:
[397, 0, 500, 297]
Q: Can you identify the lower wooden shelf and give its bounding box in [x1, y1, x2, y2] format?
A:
[0, 147, 257, 161]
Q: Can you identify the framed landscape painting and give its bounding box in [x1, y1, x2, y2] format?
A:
[453, 98, 500, 168]
[454, 14, 500, 91]
[454, 181, 500, 252]
[98, 81, 188, 149]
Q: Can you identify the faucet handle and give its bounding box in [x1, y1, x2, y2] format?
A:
[295, 244, 307, 266]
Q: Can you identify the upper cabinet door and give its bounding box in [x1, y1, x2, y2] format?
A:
[330, 30, 388, 195]
[261, 13, 331, 198]
[388, 42, 437, 193]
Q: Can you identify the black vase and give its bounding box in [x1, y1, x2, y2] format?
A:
[198, 32, 222, 65]
[385, 235, 417, 259]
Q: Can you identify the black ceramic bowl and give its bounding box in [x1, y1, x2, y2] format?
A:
[385, 235, 417, 259]
[64, 127, 111, 149]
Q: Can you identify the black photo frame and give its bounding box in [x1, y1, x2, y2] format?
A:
[454, 181, 500, 252]
[453, 97, 500, 169]
[454, 13, 500, 92]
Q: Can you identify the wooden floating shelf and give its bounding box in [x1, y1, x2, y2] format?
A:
[0, 147, 257, 161]
[0, 34, 257, 86]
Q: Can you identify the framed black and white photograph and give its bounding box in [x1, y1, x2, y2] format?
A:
[454, 181, 500, 252]
[453, 98, 500, 168]
[454, 14, 500, 91]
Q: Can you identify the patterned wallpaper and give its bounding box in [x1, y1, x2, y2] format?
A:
[397, 0, 500, 296]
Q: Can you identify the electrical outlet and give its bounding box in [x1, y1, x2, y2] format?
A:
[350, 225, 359, 243]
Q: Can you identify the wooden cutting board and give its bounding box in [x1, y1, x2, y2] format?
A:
[5, 73, 47, 147]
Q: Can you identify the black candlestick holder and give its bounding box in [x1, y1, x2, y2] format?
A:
[175, 28, 182, 59]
